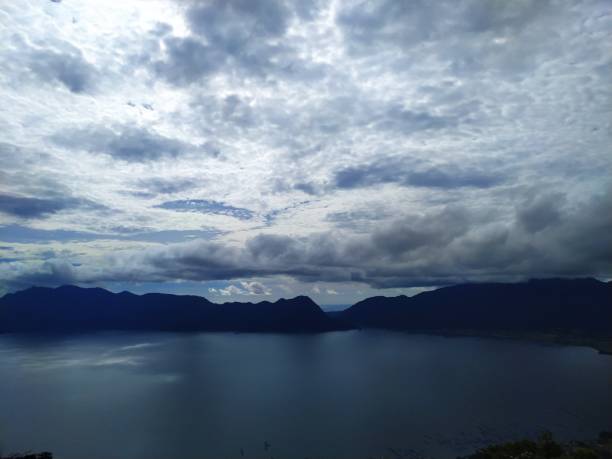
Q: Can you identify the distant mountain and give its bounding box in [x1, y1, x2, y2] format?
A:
[1, 279, 610, 336]
[340, 278, 612, 334]
[0, 285, 343, 333]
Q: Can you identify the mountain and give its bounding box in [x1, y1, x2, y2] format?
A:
[340, 278, 612, 334]
[1, 278, 610, 336]
[0, 285, 342, 333]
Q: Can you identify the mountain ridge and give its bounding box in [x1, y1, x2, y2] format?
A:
[0, 285, 342, 333]
[0, 278, 610, 337]
[341, 277, 612, 334]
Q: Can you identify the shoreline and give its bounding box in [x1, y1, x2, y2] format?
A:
[424, 329, 612, 355]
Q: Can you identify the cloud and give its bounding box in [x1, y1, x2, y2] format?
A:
[0, 0, 610, 300]
[186, 0, 292, 42]
[2, 259, 78, 290]
[29, 47, 96, 93]
[0, 194, 72, 218]
[5, 188, 610, 291]
[333, 161, 504, 190]
[148, 0, 320, 85]
[0, 224, 221, 244]
[379, 105, 458, 133]
[517, 192, 566, 233]
[407, 167, 504, 189]
[152, 36, 225, 85]
[336, 0, 566, 78]
[155, 200, 254, 220]
[240, 281, 271, 295]
[51, 126, 189, 162]
[2, 34, 97, 93]
[210, 281, 271, 296]
[0, 194, 102, 219]
[216, 284, 244, 296]
[293, 182, 318, 195]
[132, 177, 198, 197]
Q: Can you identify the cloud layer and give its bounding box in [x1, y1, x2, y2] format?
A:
[0, 0, 610, 303]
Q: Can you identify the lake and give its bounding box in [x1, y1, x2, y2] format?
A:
[0, 331, 611, 459]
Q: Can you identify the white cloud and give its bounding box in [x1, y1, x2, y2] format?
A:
[208, 281, 271, 297]
[239, 281, 271, 295]
[218, 285, 244, 296]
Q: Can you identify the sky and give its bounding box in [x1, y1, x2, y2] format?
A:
[0, 0, 610, 304]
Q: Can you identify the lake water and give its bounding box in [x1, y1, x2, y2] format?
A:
[0, 331, 611, 459]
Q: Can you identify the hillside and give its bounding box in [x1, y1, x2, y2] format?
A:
[1, 279, 610, 340]
[341, 278, 612, 334]
[0, 285, 342, 333]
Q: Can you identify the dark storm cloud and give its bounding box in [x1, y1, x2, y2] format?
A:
[334, 161, 504, 190]
[52, 126, 189, 161]
[0, 194, 102, 219]
[156, 199, 254, 220]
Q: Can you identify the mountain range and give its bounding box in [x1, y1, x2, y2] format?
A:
[0, 278, 610, 336]
[343, 278, 612, 334]
[0, 285, 341, 333]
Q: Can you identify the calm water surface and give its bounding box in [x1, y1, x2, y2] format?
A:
[0, 331, 611, 459]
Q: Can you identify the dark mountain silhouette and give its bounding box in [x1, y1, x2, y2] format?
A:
[0, 285, 342, 333]
[340, 278, 612, 334]
[0, 278, 610, 336]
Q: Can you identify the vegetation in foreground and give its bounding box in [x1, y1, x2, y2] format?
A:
[2, 431, 610, 459]
[0, 454, 52, 459]
[459, 431, 612, 459]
